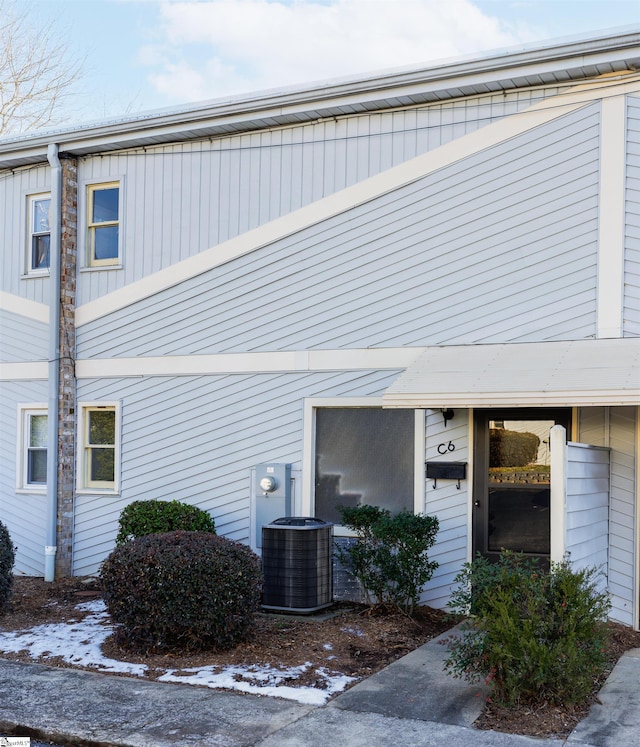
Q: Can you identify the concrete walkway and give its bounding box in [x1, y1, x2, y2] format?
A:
[0, 627, 639, 747]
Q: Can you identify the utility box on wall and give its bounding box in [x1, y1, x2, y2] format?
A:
[253, 463, 291, 548]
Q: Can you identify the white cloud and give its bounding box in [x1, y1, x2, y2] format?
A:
[141, 0, 536, 103]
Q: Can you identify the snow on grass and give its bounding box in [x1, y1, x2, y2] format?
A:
[0, 599, 355, 704]
[0, 599, 146, 676]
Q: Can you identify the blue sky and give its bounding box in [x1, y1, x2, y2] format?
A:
[28, 0, 640, 125]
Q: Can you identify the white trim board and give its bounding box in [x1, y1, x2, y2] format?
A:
[0, 362, 48, 380]
[75, 75, 640, 327]
[74, 347, 425, 379]
[0, 292, 49, 324]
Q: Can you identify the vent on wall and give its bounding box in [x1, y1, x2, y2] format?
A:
[261, 517, 333, 613]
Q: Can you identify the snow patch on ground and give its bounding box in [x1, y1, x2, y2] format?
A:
[0, 599, 355, 704]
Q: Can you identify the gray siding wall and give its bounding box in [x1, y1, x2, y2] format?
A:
[73, 369, 400, 576]
[0, 164, 51, 302]
[578, 407, 638, 627]
[422, 408, 469, 609]
[626, 96, 640, 336]
[78, 104, 600, 358]
[0, 310, 48, 362]
[565, 442, 609, 577]
[0, 381, 48, 576]
[74, 85, 566, 306]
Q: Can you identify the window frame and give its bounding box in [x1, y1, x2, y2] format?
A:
[302, 398, 424, 535]
[26, 193, 51, 275]
[16, 405, 48, 493]
[86, 181, 121, 268]
[76, 402, 121, 494]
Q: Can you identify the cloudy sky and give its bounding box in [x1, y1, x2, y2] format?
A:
[28, 0, 640, 124]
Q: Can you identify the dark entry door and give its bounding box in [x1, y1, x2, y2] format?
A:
[472, 408, 571, 562]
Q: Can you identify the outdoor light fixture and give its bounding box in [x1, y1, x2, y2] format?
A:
[441, 408, 455, 426]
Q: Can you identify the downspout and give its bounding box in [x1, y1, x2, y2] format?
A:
[45, 143, 62, 582]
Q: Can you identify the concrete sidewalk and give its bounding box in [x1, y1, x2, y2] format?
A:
[0, 627, 639, 747]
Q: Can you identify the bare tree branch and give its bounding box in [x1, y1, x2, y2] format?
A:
[0, 0, 82, 135]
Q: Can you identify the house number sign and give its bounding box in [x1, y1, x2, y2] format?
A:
[437, 441, 456, 454]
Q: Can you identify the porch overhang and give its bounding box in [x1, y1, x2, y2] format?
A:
[382, 338, 640, 409]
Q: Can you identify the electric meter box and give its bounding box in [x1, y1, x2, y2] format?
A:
[254, 463, 291, 548]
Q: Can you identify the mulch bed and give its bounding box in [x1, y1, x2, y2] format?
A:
[2, 577, 640, 739]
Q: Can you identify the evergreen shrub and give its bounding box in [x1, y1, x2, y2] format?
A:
[337, 504, 439, 614]
[0, 520, 15, 614]
[115, 499, 216, 545]
[489, 428, 540, 468]
[445, 551, 611, 706]
[100, 530, 262, 653]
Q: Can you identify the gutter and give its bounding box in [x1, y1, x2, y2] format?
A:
[44, 143, 62, 582]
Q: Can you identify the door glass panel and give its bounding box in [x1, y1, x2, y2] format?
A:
[487, 419, 553, 555]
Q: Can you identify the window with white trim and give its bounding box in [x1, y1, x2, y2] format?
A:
[18, 407, 48, 491]
[312, 405, 417, 526]
[78, 403, 120, 491]
[87, 182, 120, 266]
[27, 193, 51, 274]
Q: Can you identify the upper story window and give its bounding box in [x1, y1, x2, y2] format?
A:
[27, 194, 51, 274]
[87, 182, 120, 267]
[17, 406, 48, 492]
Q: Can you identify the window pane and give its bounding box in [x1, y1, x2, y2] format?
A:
[33, 198, 51, 232]
[88, 410, 115, 445]
[94, 226, 119, 260]
[315, 408, 414, 525]
[90, 448, 115, 482]
[92, 188, 118, 223]
[28, 449, 47, 484]
[29, 414, 48, 447]
[32, 234, 50, 269]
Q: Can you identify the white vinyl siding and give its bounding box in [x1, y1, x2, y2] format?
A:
[0, 382, 48, 575]
[73, 84, 568, 305]
[0, 309, 48, 363]
[625, 96, 640, 335]
[77, 103, 600, 358]
[73, 369, 399, 576]
[564, 442, 610, 575]
[1, 164, 51, 302]
[422, 408, 469, 610]
[578, 407, 638, 627]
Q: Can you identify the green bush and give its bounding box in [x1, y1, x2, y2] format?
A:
[115, 499, 216, 545]
[0, 520, 15, 614]
[490, 428, 540, 467]
[337, 505, 439, 614]
[445, 552, 611, 706]
[100, 531, 263, 653]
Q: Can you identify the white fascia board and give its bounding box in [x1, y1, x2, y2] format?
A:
[383, 390, 640, 408]
[76, 75, 640, 328]
[74, 347, 425, 379]
[0, 292, 49, 324]
[0, 362, 48, 380]
[2, 32, 638, 163]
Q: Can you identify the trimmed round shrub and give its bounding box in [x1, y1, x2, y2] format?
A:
[115, 499, 216, 545]
[100, 531, 263, 652]
[0, 520, 16, 614]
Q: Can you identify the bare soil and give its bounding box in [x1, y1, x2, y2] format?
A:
[2, 577, 640, 740]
